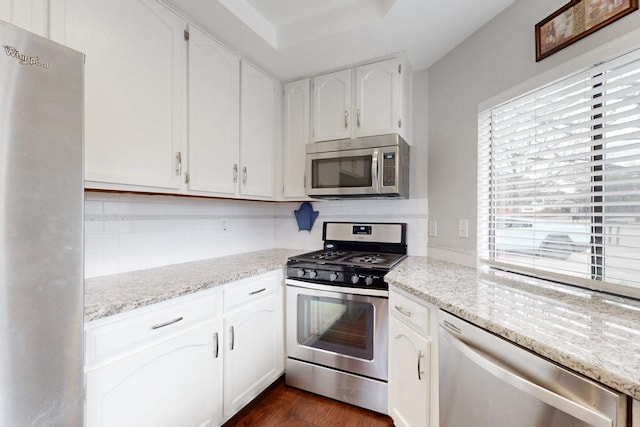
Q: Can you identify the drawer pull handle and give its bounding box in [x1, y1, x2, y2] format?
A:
[249, 288, 266, 296]
[395, 305, 412, 318]
[417, 350, 425, 380]
[151, 316, 183, 330]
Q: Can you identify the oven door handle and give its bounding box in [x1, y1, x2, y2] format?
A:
[285, 278, 389, 297]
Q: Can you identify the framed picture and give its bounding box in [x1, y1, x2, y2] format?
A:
[535, 0, 638, 61]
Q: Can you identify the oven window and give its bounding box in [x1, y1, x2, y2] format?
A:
[297, 295, 374, 360]
[311, 156, 373, 188]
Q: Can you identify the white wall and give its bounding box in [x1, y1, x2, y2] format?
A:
[85, 193, 428, 278]
[426, 0, 640, 265]
[273, 198, 429, 254]
[84, 192, 277, 278]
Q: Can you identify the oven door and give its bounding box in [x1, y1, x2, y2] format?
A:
[306, 148, 380, 197]
[285, 279, 388, 381]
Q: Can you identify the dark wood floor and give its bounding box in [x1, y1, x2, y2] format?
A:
[223, 376, 394, 427]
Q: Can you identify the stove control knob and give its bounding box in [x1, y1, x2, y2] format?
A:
[329, 272, 338, 281]
[365, 276, 374, 286]
[309, 270, 317, 279]
[297, 269, 305, 278]
[351, 275, 360, 285]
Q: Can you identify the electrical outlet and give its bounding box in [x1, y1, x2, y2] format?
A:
[429, 220, 437, 237]
[458, 219, 469, 238]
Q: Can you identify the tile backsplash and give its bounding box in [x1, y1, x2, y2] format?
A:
[85, 192, 428, 278]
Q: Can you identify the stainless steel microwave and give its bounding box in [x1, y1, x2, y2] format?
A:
[305, 134, 410, 199]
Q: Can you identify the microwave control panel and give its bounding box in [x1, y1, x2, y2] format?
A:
[382, 152, 396, 186]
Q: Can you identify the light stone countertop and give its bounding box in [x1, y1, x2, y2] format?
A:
[385, 256, 640, 400]
[84, 248, 303, 322]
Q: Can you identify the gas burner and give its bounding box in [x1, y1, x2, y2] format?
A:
[343, 253, 390, 264]
[286, 222, 407, 290]
[311, 250, 348, 260]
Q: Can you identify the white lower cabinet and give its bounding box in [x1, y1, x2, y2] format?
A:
[86, 319, 221, 427]
[84, 270, 284, 427]
[222, 271, 284, 420]
[388, 287, 438, 427]
[84, 291, 222, 427]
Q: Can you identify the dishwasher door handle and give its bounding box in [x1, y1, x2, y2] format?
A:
[441, 329, 613, 427]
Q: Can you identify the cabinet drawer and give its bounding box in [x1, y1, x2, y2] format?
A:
[223, 270, 282, 313]
[389, 288, 431, 337]
[86, 290, 219, 367]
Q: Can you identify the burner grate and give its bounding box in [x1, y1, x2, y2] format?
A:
[342, 253, 391, 265]
[310, 250, 348, 261]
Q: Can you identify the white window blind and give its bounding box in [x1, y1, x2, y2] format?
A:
[478, 47, 640, 299]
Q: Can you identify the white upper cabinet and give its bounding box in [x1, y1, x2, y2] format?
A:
[355, 59, 400, 138]
[186, 27, 276, 200]
[282, 79, 310, 198]
[312, 69, 352, 142]
[186, 24, 240, 196]
[239, 61, 276, 199]
[0, 0, 49, 36]
[50, 0, 186, 191]
[312, 58, 410, 143]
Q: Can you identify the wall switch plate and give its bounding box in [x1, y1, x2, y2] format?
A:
[458, 219, 469, 238]
[429, 220, 437, 237]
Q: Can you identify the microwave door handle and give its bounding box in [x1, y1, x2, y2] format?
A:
[371, 148, 380, 193]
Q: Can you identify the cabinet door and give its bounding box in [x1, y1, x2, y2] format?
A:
[239, 61, 275, 198]
[355, 59, 400, 138]
[187, 24, 240, 195]
[223, 291, 283, 420]
[312, 69, 351, 142]
[85, 320, 221, 427]
[50, 0, 186, 190]
[0, 0, 48, 36]
[388, 316, 430, 427]
[283, 79, 310, 198]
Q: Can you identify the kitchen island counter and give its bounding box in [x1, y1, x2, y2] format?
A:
[84, 248, 303, 322]
[385, 256, 640, 400]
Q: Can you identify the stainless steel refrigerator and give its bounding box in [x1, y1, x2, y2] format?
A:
[1, 21, 84, 426]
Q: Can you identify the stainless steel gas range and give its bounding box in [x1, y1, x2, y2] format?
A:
[285, 222, 407, 414]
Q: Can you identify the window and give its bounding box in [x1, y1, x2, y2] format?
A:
[478, 47, 640, 299]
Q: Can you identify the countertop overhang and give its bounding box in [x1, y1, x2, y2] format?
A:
[385, 256, 640, 400]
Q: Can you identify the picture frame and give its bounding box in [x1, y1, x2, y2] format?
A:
[535, 0, 639, 61]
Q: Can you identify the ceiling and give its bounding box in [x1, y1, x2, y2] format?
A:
[165, 0, 515, 81]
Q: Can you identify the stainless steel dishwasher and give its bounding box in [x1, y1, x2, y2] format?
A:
[439, 310, 627, 427]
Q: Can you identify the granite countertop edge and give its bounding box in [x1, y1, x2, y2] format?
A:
[385, 256, 640, 401]
[84, 248, 304, 323]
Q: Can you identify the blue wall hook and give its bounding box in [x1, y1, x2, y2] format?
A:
[294, 202, 319, 232]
